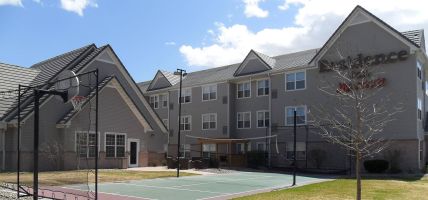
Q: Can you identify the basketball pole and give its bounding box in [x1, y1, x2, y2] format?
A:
[95, 68, 99, 200]
[17, 84, 21, 199]
[292, 110, 297, 186]
[32, 89, 67, 200]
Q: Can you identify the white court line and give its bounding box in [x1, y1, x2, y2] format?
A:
[173, 176, 274, 188]
[107, 182, 227, 195]
[60, 186, 158, 200]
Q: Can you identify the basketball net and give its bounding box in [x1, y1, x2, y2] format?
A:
[71, 96, 86, 111]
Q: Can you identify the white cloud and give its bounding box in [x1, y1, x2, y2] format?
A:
[0, 0, 22, 6]
[243, 0, 269, 18]
[60, 0, 98, 16]
[165, 41, 176, 46]
[180, 0, 428, 69]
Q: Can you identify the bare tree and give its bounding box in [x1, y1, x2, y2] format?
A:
[310, 49, 404, 200]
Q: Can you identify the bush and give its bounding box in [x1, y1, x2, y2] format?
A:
[309, 149, 327, 169]
[247, 151, 266, 169]
[364, 159, 389, 173]
[385, 150, 402, 173]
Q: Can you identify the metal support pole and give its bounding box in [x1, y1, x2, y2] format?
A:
[17, 84, 21, 199]
[33, 89, 40, 200]
[292, 110, 297, 186]
[95, 69, 99, 200]
[177, 70, 183, 178]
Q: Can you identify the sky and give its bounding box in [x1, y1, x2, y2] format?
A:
[1, 0, 428, 82]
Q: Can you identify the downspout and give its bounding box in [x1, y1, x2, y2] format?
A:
[268, 73, 272, 168]
[1, 129, 4, 171]
[167, 91, 171, 158]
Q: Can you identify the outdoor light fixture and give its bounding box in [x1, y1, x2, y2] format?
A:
[175, 68, 186, 178]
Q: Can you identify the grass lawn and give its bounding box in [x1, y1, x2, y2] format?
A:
[0, 170, 195, 186]
[235, 176, 428, 200]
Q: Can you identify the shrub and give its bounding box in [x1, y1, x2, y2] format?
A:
[385, 150, 402, 173]
[309, 149, 327, 169]
[247, 151, 266, 169]
[364, 159, 389, 173]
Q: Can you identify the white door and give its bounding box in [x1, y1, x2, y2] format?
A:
[128, 139, 140, 168]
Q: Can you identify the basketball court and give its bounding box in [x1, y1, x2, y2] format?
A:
[47, 171, 332, 200]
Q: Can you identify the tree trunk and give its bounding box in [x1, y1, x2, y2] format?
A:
[356, 151, 362, 200]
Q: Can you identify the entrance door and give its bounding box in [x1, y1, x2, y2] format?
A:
[128, 139, 140, 168]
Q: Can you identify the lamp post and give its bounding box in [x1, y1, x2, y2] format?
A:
[174, 68, 187, 178]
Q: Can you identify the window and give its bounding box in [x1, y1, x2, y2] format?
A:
[162, 119, 169, 129]
[180, 115, 191, 131]
[149, 95, 159, 109]
[420, 141, 424, 161]
[418, 98, 422, 120]
[256, 142, 266, 151]
[160, 94, 168, 108]
[202, 144, 216, 158]
[257, 79, 269, 96]
[105, 133, 126, 158]
[237, 112, 251, 129]
[286, 71, 305, 91]
[257, 111, 270, 128]
[417, 61, 422, 80]
[76, 132, 98, 158]
[181, 144, 190, 158]
[286, 142, 306, 160]
[237, 82, 251, 98]
[286, 106, 306, 125]
[202, 84, 217, 101]
[236, 143, 245, 154]
[179, 88, 192, 103]
[202, 113, 217, 130]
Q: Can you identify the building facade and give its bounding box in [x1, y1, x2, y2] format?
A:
[139, 6, 427, 172]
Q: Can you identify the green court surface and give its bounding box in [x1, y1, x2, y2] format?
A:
[63, 171, 331, 200]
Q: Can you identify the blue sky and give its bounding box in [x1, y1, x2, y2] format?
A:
[1, 0, 427, 82]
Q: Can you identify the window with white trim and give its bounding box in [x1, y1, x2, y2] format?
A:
[236, 143, 245, 154]
[237, 82, 251, 98]
[162, 119, 169, 129]
[202, 144, 216, 158]
[105, 133, 126, 158]
[286, 106, 306, 125]
[257, 79, 269, 96]
[202, 84, 217, 101]
[180, 115, 191, 131]
[286, 142, 306, 160]
[179, 88, 192, 104]
[417, 61, 422, 80]
[149, 95, 159, 109]
[160, 94, 168, 108]
[256, 142, 266, 151]
[76, 132, 98, 158]
[418, 98, 422, 120]
[286, 71, 305, 91]
[202, 113, 217, 130]
[181, 144, 190, 158]
[257, 110, 269, 128]
[237, 112, 251, 129]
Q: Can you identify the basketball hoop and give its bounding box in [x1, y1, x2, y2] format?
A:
[71, 96, 86, 111]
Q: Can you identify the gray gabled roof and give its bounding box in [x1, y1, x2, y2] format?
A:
[0, 63, 40, 119]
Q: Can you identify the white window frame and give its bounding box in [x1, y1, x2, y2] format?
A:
[256, 142, 266, 151]
[237, 112, 251, 129]
[419, 140, 424, 161]
[181, 144, 191, 158]
[149, 95, 159, 109]
[256, 110, 270, 128]
[160, 94, 168, 108]
[162, 119, 169, 129]
[285, 106, 307, 126]
[417, 98, 422, 120]
[178, 88, 192, 104]
[256, 79, 269, 97]
[236, 81, 251, 99]
[104, 132, 127, 158]
[75, 131, 100, 158]
[179, 115, 192, 131]
[202, 84, 217, 101]
[202, 143, 216, 158]
[202, 113, 217, 130]
[286, 142, 307, 160]
[236, 143, 245, 154]
[417, 60, 422, 80]
[285, 70, 306, 91]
